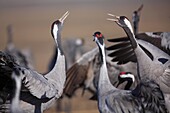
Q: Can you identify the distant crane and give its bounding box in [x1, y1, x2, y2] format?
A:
[5, 25, 34, 70]
[132, 4, 143, 35]
[48, 38, 85, 72]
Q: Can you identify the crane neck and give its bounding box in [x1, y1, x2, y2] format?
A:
[55, 29, 64, 55]
[44, 23, 66, 93]
[97, 41, 115, 95]
[122, 26, 153, 80]
[123, 27, 137, 49]
[52, 23, 64, 55]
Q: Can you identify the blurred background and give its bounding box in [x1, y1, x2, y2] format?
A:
[0, 0, 170, 112]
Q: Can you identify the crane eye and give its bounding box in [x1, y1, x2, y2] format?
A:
[158, 58, 168, 64]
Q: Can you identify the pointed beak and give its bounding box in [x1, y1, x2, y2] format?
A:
[107, 13, 120, 22]
[59, 11, 70, 23]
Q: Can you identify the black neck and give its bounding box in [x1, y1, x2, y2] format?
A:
[123, 27, 137, 49]
[125, 80, 133, 90]
[117, 77, 133, 90]
[56, 29, 64, 55]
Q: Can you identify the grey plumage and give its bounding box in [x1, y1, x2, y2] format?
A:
[64, 47, 137, 98]
[93, 31, 168, 113]
[0, 11, 69, 113]
[107, 14, 170, 111]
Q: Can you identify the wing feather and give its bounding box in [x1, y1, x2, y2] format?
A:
[21, 68, 58, 99]
[63, 48, 99, 97]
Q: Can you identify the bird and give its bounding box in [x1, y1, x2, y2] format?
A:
[93, 31, 168, 113]
[132, 4, 143, 35]
[0, 11, 69, 113]
[62, 38, 85, 69]
[107, 13, 170, 111]
[63, 46, 137, 98]
[116, 72, 135, 90]
[89, 71, 136, 101]
[5, 25, 34, 70]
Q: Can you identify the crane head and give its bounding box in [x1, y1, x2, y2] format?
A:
[93, 31, 105, 47]
[51, 11, 69, 40]
[119, 72, 135, 83]
[116, 72, 135, 90]
[107, 14, 134, 34]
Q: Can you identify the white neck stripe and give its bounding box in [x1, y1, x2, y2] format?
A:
[124, 18, 134, 34]
[53, 24, 59, 40]
[120, 73, 135, 82]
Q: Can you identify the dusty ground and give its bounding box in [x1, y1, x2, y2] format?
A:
[0, 0, 170, 113]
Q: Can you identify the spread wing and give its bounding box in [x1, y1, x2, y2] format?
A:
[107, 32, 170, 64]
[107, 36, 137, 64]
[102, 79, 168, 113]
[21, 68, 58, 99]
[104, 90, 143, 113]
[64, 48, 99, 97]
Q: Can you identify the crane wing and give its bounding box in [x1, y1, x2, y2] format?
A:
[137, 32, 170, 55]
[107, 37, 137, 64]
[107, 32, 170, 65]
[21, 68, 58, 99]
[103, 79, 168, 113]
[64, 47, 99, 97]
[156, 66, 170, 94]
[104, 91, 143, 113]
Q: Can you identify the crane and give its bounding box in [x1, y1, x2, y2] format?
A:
[93, 31, 168, 113]
[0, 11, 69, 113]
[107, 13, 170, 111]
[64, 47, 137, 98]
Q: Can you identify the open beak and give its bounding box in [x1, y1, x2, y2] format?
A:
[59, 11, 70, 23]
[107, 13, 120, 22]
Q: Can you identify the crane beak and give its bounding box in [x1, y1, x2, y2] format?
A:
[59, 11, 70, 23]
[107, 13, 120, 22]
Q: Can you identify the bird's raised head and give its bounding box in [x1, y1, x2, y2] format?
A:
[93, 31, 104, 45]
[51, 11, 69, 40]
[107, 14, 134, 33]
